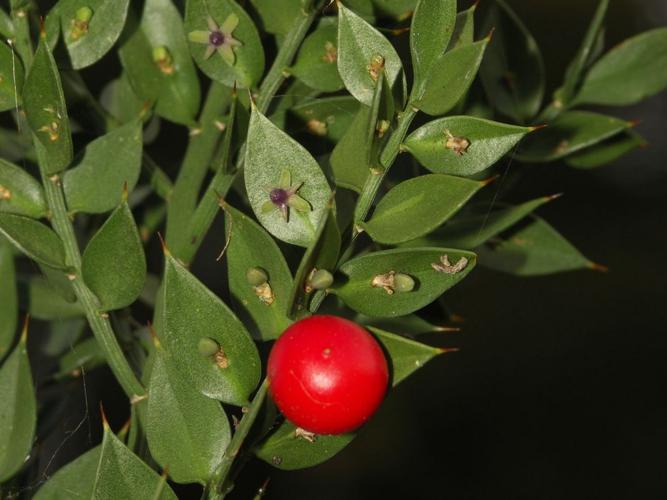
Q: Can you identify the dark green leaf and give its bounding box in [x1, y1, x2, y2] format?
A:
[291, 18, 343, 92]
[404, 116, 532, 176]
[410, 0, 456, 91]
[565, 130, 646, 169]
[245, 107, 332, 247]
[63, 120, 142, 214]
[0, 159, 47, 218]
[0, 127, 35, 163]
[21, 276, 83, 320]
[119, 0, 201, 126]
[34, 446, 100, 499]
[22, 38, 73, 175]
[337, 3, 405, 106]
[369, 327, 443, 385]
[477, 215, 597, 276]
[447, 3, 477, 51]
[249, 0, 301, 35]
[0, 39, 23, 112]
[0, 213, 66, 269]
[91, 422, 178, 499]
[479, 0, 544, 123]
[574, 27, 667, 106]
[333, 247, 476, 317]
[0, 9, 13, 39]
[162, 253, 260, 405]
[56, 337, 105, 378]
[286, 95, 360, 144]
[146, 345, 230, 484]
[358, 313, 450, 337]
[361, 174, 486, 245]
[185, 0, 264, 88]
[414, 38, 489, 116]
[0, 244, 17, 355]
[224, 202, 293, 341]
[368, 0, 416, 20]
[0, 329, 36, 482]
[401, 196, 556, 250]
[81, 202, 146, 310]
[518, 111, 631, 163]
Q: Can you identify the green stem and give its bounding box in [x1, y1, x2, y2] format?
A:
[9, 0, 33, 68]
[207, 379, 269, 499]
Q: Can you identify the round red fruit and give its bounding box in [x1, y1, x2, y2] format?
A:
[267, 315, 389, 435]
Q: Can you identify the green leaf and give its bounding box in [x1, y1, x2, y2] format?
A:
[333, 247, 476, 317]
[62, 120, 142, 214]
[447, 3, 477, 51]
[285, 95, 360, 144]
[0, 213, 66, 269]
[22, 37, 73, 175]
[0, 8, 13, 39]
[0, 39, 23, 112]
[565, 130, 646, 169]
[404, 116, 531, 176]
[361, 174, 486, 245]
[369, 327, 443, 385]
[0, 244, 17, 355]
[100, 73, 145, 124]
[34, 446, 101, 499]
[185, 0, 265, 89]
[337, 2, 405, 106]
[574, 27, 667, 106]
[224, 202, 293, 341]
[368, 0, 416, 20]
[162, 253, 260, 405]
[0, 330, 36, 482]
[401, 196, 556, 250]
[20, 276, 83, 320]
[518, 111, 631, 163]
[414, 38, 489, 116]
[477, 215, 597, 276]
[291, 18, 343, 92]
[146, 345, 231, 484]
[118, 0, 201, 126]
[0, 159, 47, 218]
[358, 313, 449, 337]
[479, 0, 544, 123]
[249, 0, 301, 35]
[255, 420, 354, 470]
[244, 107, 332, 247]
[82, 201, 146, 311]
[0, 126, 35, 163]
[56, 337, 105, 378]
[91, 423, 178, 499]
[410, 0, 456, 91]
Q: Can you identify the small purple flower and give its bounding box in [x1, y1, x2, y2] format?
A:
[188, 14, 242, 65]
[262, 170, 311, 223]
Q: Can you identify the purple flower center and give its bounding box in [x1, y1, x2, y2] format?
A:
[209, 31, 225, 47]
[270, 188, 288, 205]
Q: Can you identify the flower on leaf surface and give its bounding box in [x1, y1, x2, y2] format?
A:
[188, 14, 242, 65]
[261, 170, 311, 223]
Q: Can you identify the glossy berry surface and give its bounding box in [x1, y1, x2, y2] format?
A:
[267, 315, 389, 435]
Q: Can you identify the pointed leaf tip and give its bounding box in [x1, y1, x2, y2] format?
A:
[486, 27, 496, 42]
[157, 232, 171, 257]
[482, 174, 501, 186]
[438, 347, 460, 354]
[547, 192, 564, 201]
[589, 262, 609, 273]
[100, 402, 110, 429]
[20, 315, 30, 343]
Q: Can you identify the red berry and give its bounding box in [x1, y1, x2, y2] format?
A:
[267, 315, 389, 435]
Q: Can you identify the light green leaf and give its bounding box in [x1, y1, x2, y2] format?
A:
[91, 423, 178, 499]
[477, 215, 597, 276]
[118, 0, 201, 126]
[0, 127, 35, 163]
[479, 0, 544, 123]
[34, 446, 100, 499]
[0, 159, 47, 218]
[244, 107, 332, 247]
[82, 201, 146, 311]
[224, 202, 293, 341]
[185, 0, 264, 88]
[410, 0, 456, 91]
[63, 120, 143, 214]
[337, 2, 405, 106]
[0, 8, 13, 39]
[518, 111, 631, 163]
[0, 213, 66, 269]
[162, 253, 260, 405]
[404, 116, 532, 176]
[249, 0, 302, 35]
[414, 38, 489, 116]
[574, 27, 667, 106]
[0, 39, 23, 112]
[99, 73, 145, 125]
[20, 276, 83, 320]
[146, 345, 231, 484]
[285, 95, 360, 144]
[291, 18, 343, 92]
[565, 130, 647, 169]
[361, 174, 486, 245]
[0, 244, 17, 355]
[22, 38, 73, 175]
[0, 329, 36, 482]
[56, 337, 105, 378]
[333, 247, 476, 317]
[447, 3, 476, 51]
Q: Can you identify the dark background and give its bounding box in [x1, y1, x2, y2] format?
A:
[25, 1, 667, 499]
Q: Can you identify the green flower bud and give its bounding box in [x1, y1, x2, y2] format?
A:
[198, 337, 220, 357]
[75, 6, 93, 22]
[308, 269, 334, 290]
[246, 266, 268, 286]
[393, 273, 415, 293]
[152, 45, 170, 63]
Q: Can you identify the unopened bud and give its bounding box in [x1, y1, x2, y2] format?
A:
[75, 6, 93, 22]
[246, 266, 268, 286]
[308, 269, 334, 291]
[393, 273, 415, 293]
[198, 337, 220, 357]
